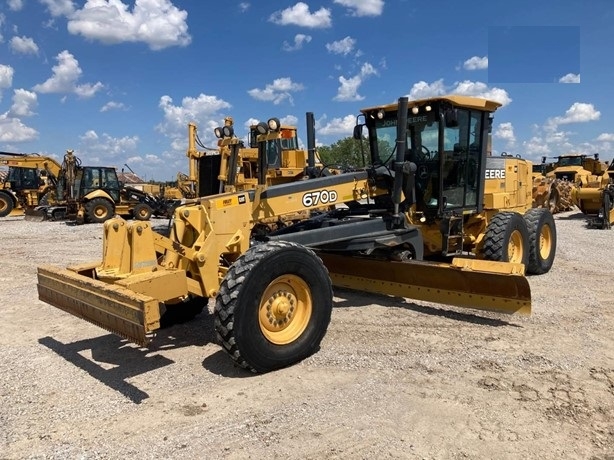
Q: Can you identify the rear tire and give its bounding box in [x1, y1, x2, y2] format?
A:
[483, 212, 530, 266]
[85, 198, 114, 223]
[523, 208, 556, 274]
[215, 241, 333, 373]
[0, 191, 15, 217]
[132, 203, 152, 221]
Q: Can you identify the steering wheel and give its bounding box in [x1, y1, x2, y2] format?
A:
[419, 145, 431, 160]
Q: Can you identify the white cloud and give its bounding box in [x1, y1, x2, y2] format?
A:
[522, 136, 550, 156]
[318, 114, 356, 136]
[33, 50, 104, 98]
[596, 133, 614, 142]
[238, 2, 250, 13]
[9, 36, 40, 55]
[40, 0, 75, 17]
[248, 77, 305, 105]
[559, 73, 580, 83]
[8, 0, 24, 11]
[0, 64, 14, 90]
[9, 89, 38, 117]
[333, 62, 377, 102]
[157, 93, 231, 141]
[64, 0, 191, 50]
[79, 130, 140, 158]
[282, 34, 312, 51]
[269, 2, 332, 28]
[333, 0, 384, 16]
[100, 101, 127, 112]
[494, 122, 516, 152]
[407, 79, 512, 107]
[0, 113, 38, 142]
[408, 79, 446, 100]
[547, 102, 600, 127]
[326, 36, 356, 56]
[463, 56, 488, 70]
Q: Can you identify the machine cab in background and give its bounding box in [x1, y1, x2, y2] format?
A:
[356, 96, 501, 220]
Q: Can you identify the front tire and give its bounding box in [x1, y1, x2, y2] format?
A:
[215, 241, 333, 373]
[523, 208, 556, 274]
[85, 198, 114, 223]
[483, 212, 530, 266]
[132, 203, 152, 221]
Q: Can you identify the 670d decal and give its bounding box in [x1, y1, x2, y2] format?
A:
[302, 190, 338, 207]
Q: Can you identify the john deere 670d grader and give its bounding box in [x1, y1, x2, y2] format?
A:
[37, 95, 556, 373]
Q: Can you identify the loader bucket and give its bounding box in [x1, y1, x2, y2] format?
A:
[319, 254, 531, 315]
[37, 265, 162, 346]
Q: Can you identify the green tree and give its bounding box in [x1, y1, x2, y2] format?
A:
[317, 137, 369, 170]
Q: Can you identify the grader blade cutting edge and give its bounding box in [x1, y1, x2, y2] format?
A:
[319, 254, 531, 315]
[37, 265, 162, 346]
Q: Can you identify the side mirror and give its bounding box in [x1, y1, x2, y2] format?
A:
[444, 108, 458, 128]
[353, 124, 364, 140]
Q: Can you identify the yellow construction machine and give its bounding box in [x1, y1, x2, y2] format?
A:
[572, 160, 614, 229]
[37, 95, 556, 373]
[0, 151, 62, 218]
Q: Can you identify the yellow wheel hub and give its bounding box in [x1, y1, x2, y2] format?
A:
[94, 207, 107, 218]
[259, 275, 312, 345]
[539, 224, 552, 260]
[508, 229, 524, 264]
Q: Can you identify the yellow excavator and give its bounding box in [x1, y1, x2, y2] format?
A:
[37, 95, 556, 373]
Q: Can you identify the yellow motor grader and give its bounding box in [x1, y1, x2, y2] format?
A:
[37, 95, 556, 373]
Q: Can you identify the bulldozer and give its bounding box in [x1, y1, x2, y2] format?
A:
[36, 95, 556, 373]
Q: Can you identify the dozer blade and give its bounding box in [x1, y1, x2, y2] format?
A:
[24, 208, 47, 221]
[37, 265, 162, 346]
[319, 254, 531, 315]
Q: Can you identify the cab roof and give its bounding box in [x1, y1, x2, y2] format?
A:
[360, 95, 502, 114]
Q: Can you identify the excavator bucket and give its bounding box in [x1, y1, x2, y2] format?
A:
[319, 253, 531, 315]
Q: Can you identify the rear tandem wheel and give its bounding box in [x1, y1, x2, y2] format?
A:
[483, 211, 530, 267]
[523, 208, 556, 274]
[214, 241, 333, 373]
[0, 191, 15, 218]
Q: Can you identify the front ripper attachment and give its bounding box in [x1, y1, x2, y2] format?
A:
[319, 254, 531, 315]
[37, 265, 162, 346]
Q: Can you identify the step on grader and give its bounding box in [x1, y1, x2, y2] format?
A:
[37, 95, 556, 373]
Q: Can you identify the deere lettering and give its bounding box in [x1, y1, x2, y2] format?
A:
[485, 169, 505, 179]
[408, 116, 427, 124]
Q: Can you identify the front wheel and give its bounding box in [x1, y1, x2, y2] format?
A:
[132, 203, 152, 221]
[523, 208, 556, 274]
[215, 241, 333, 373]
[482, 212, 530, 266]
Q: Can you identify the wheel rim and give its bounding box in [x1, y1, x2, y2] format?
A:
[259, 275, 312, 345]
[0, 200, 7, 213]
[538, 224, 552, 260]
[138, 207, 148, 218]
[94, 205, 108, 219]
[508, 229, 524, 263]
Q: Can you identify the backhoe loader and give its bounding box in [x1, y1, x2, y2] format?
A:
[572, 160, 614, 229]
[37, 95, 556, 373]
[0, 152, 62, 218]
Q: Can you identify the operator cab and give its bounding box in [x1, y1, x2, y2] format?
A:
[356, 96, 500, 219]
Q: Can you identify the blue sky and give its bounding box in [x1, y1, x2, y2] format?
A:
[1, 0, 613, 181]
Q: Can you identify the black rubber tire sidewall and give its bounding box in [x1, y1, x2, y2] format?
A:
[0, 191, 15, 217]
[215, 242, 333, 373]
[483, 212, 530, 266]
[85, 198, 114, 223]
[523, 208, 557, 275]
[133, 203, 152, 221]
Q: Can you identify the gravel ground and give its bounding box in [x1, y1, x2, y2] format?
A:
[0, 211, 613, 460]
